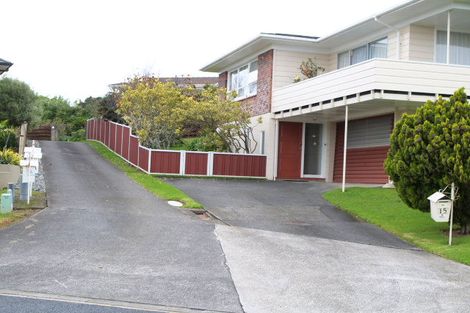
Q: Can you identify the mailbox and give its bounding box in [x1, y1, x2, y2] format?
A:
[427, 191, 452, 222]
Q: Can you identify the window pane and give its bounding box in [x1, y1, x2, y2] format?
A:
[436, 31, 470, 65]
[450, 31, 470, 65]
[238, 87, 246, 98]
[229, 71, 238, 91]
[249, 82, 257, 95]
[436, 31, 447, 63]
[351, 45, 368, 64]
[249, 61, 258, 72]
[248, 69, 257, 84]
[237, 65, 248, 89]
[369, 38, 388, 58]
[338, 51, 350, 69]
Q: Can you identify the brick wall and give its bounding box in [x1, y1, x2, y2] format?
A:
[219, 71, 228, 88]
[252, 49, 273, 116]
[219, 49, 274, 117]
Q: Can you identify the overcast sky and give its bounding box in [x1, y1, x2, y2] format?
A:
[1, 0, 407, 103]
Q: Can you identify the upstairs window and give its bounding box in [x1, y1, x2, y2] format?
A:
[338, 37, 388, 69]
[436, 30, 470, 66]
[229, 60, 258, 99]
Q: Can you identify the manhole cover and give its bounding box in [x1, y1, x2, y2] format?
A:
[168, 200, 183, 207]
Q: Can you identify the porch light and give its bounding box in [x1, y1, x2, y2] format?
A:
[0, 58, 13, 75]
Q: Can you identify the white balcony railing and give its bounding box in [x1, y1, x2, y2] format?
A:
[272, 58, 470, 114]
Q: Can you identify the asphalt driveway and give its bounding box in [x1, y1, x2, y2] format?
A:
[168, 178, 411, 249]
[0, 142, 242, 313]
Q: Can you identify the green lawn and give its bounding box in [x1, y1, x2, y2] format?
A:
[324, 187, 470, 265]
[86, 141, 203, 209]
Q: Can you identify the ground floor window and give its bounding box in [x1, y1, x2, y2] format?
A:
[348, 115, 392, 148]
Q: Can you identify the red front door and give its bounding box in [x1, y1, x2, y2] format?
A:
[277, 122, 302, 179]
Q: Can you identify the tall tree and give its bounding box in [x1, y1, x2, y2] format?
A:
[0, 78, 36, 126]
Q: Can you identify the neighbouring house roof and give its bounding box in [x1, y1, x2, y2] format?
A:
[202, 0, 468, 72]
[109, 76, 218, 91]
[0, 58, 13, 74]
[157, 76, 218, 86]
[0, 58, 13, 66]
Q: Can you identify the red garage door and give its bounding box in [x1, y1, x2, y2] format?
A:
[333, 114, 393, 184]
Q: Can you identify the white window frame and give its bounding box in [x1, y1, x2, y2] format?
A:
[228, 60, 258, 100]
[337, 37, 388, 69]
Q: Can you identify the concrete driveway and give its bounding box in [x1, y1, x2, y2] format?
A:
[0, 142, 242, 313]
[169, 178, 470, 313]
[167, 178, 411, 248]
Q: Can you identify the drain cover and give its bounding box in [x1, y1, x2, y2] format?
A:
[168, 200, 183, 207]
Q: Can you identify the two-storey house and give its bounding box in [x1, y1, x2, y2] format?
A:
[202, 0, 470, 185]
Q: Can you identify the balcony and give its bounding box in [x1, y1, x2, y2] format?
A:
[272, 59, 470, 118]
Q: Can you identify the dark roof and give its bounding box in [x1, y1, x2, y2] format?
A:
[157, 76, 218, 85]
[109, 76, 218, 90]
[260, 33, 319, 40]
[0, 58, 13, 66]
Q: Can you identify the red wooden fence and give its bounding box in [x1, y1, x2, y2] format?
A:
[86, 118, 266, 178]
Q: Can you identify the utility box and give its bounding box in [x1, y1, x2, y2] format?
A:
[427, 191, 451, 222]
[1, 193, 13, 214]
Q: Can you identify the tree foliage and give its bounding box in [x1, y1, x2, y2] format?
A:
[38, 96, 95, 141]
[184, 85, 260, 153]
[385, 88, 470, 233]
[0, 78, 36, 126]
[96, 93, 125, 123]
[118, 77, 188, 149]
[118, 76, 259, 152]
[0, 120, 18, 150]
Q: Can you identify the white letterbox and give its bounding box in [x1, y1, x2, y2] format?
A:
[427, 191, 452, 222]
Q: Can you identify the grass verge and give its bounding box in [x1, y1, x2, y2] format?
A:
[324, 187, 470, 265]
[86, 140, 203, 209]
[0, 189, 46, 229]
[0, 209, 40, 229]
[14, 191, 47, 209]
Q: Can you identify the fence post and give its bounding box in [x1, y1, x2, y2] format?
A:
[19, 122, 28, 156]
[179, 151, 186, 175]
[114, 122, 118, 151]
[108, 122, 111, 147]
[148, 150, 152, 174]
[120, 125, 124, 155]
[137, 144, 140, 168]
[207, 152, 214, 176]
[128, 129, 131, 162]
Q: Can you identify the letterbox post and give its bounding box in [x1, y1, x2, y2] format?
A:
[449, 182, 455, 246]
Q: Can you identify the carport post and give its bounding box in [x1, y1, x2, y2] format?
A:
[446, 10, 451, 64]
[342, 106, 349, 192]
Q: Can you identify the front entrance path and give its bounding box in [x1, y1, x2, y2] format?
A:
[0, 142, 242, 313]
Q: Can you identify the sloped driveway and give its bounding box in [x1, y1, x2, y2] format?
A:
[167, 178, 411, 249]
[0, 142, 242, 313]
